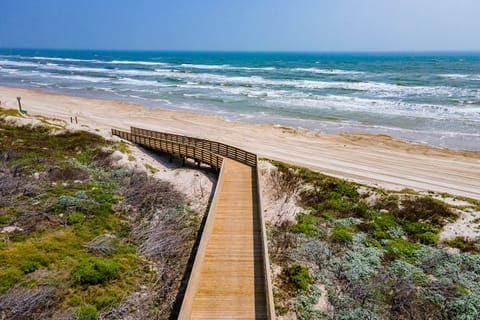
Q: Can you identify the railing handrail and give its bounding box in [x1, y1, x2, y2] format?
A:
[111, 129, 223, 170]
[130, 126, 257, 168]
[177, 160, 226, 318]
[256, 155, 275, 319]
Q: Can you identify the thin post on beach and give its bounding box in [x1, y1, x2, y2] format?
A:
[16, 97, 22, 111]
[16, 97, 28, 114]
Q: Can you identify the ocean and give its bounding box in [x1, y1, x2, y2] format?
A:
[0, 49, 479, 150]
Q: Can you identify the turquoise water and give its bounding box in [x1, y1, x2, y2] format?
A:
[0, 49, 479, 150]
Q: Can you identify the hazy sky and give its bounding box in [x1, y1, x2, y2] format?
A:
[1, 0, 479, 51]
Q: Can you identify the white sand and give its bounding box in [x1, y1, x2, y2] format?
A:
[108, 140, 215, 214]
[1, 86, 479, 200]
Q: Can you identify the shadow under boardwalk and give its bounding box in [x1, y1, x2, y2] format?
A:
[184, 158, 268, 319]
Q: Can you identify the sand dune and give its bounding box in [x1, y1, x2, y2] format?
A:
[1, 86, 479, 199]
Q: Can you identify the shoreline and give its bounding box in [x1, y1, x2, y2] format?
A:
[1, 85, 479, 199]
[3, 83, 479, 152]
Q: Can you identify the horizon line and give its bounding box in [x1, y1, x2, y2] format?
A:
[1, 47, 480, 54]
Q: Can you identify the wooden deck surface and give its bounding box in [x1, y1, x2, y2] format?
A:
[187, 158, 268, 319]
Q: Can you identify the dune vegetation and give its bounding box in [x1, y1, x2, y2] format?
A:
[265, 160, 480, 320]
[1, 106, 479, 320]
[0, 109, 201, 319]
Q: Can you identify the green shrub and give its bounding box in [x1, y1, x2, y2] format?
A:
[58, 195, 79, 207]
[291, 213, 319, 237]
[358, 212, 402, 240]
[55, 131, 105, 153]
[0, 267, 23, 292]
[95, 294, 120, 309]
[383, 239, 421, 261]
[334, 181, 360, 200]
[71, 258, 119, 285]
[390, 260, 428, 285]
[364, 237, 382, 248]
[375, 194, 400, 212]
[331, 226, 353, 243]
[445, 236, 479, 253]
[285, 264, 313, 290]
[374, 213, 398, 231]
[19, 259, 40, 274]
[69, 294, 82, 306]
[447, 297, 480, 320]
[117, 141, 131, 154]
[401, 221, 439, 239]
[0, 216, 11, 224]
[0, 107, 21, 117]
[67, 212, 85, 225]
[321, 211, 336, 220]
[76, 305, 98, 320]
[395, 197, 455, 226]
[75, 191, 87, 199]
[76, 149, 95, 165]
[321, 198, 354, 214]
[352, 202, 371, 218]
[417, 232, 439, 245]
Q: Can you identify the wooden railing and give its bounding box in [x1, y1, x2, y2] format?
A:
[177, 160, 226, 319]
[111, 129, 223, 170]
[130, 126, 257, 167]
[254, 155, 275, 319]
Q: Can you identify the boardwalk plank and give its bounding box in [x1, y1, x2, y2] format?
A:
[189, 159, 268, 319]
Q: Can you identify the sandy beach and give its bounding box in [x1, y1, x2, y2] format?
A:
[1, 85, 479, 199]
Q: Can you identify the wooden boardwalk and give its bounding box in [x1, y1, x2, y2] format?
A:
[112, 127, 274, 319]
[179, 159, 270, 319]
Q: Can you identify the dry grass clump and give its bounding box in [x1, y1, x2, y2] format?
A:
[116, 173, 200, 318]
[47, 166, 89, 182]
[0, 284, 61, 319]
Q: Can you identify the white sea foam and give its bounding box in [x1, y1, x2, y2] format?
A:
[1, 60, 112, 74]
[38, 64, 112, 74]
[48, 74, 110, 83]
[3, 57, 476, 100]
[0, 67, 18, 73]
[97, 66, 477, 99]
[292, 67, 364, 75]
[180, 63, 275, 71]
[113, 69, 164, 76]
[153, 70, 468, 97]
[234, 66, 276, 71]
[109, 60, 168, 66]
[171, 80, 480, 120]
[0, 67, 44, 77]
[440, 73, 480, 80]
[4, 60, 165, 77]
[0, 60, 39, 67]
[116, 77, 172, 87]
[31, 56, 101, 63]
[23, 56, 169, 66]
[181, 63, 230, 69]
[264, 94, 480, 121]
[183, 93, 202, 98]
[440, 73, 469, 79]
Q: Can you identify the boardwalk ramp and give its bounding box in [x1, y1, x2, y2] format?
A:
[112, 128, 274, 319]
